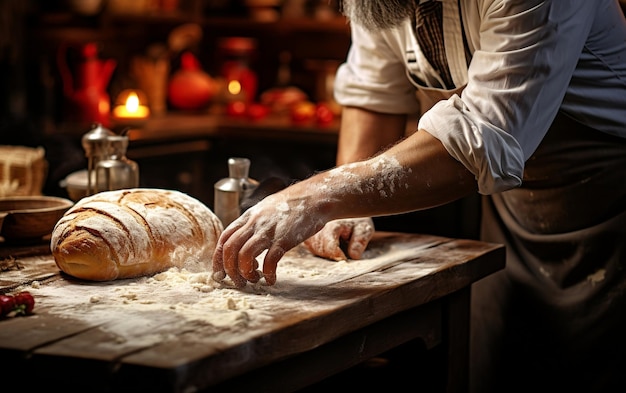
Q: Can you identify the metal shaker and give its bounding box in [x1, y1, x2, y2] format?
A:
[214, 157, 259, 227]
[94, 135, 139, 193]
[81, 123, 115, 196]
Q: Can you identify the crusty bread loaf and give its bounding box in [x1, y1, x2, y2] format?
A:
[50, 188, 223, 281]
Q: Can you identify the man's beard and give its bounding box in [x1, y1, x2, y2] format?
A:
[339, 0, 417, 31]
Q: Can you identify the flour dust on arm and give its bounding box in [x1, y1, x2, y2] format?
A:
[303, 153, 411, 261]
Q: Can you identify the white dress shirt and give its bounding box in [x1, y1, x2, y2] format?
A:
[334, 0, 626, 194]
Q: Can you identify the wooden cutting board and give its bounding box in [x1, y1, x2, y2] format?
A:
[0, 232, 504, 392]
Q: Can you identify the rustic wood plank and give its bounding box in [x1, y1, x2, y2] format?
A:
[187, 300, 444, 393]
[0, 232, 504, 393]
[0, 252, 59, 290]
[0, 314, 94, 352]
[113, 237, 503, 391]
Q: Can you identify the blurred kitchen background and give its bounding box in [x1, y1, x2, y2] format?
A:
[4, 0, 551, 240]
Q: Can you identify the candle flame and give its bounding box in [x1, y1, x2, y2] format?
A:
[113, 90, 149, 119]
[228, 80, 242, 95]
[125, 92, 140, 112]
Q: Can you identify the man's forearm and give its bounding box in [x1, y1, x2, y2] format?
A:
[298, 128, 478, 221]
[336, 106, 408, 165]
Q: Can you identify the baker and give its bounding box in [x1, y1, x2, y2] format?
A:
[212, 0, 626, 391]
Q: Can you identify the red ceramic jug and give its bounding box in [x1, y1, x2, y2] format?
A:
[167, 52, 216, 110]
[57, 42, 116, 127]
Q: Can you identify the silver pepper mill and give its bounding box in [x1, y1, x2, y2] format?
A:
[214, 157, 259, 227]
[81, 123, 115, 196]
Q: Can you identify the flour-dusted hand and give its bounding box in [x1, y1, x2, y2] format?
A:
[212, 190, 332, 287]
[212, 152, 425, 287]
[304, 218, 374, 261]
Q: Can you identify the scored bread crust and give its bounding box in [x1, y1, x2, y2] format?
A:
[50, 189, 223, 281]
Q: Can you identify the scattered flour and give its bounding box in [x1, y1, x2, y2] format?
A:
[20, 237, 441, 349]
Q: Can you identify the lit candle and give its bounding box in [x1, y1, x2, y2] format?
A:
[224, 79, 245, 118]
[113, 91, 150, 120]
[226, 79, 245, 102]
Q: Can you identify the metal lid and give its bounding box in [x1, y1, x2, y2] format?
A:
[228, 157, 251, 179]
[81, 123, 115, 157]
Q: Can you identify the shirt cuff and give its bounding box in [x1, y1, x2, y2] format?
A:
[418, 95, 524, 195]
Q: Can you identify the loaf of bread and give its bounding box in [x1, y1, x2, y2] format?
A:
[50, 189, 223, 281]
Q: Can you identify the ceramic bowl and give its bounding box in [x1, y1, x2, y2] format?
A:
[60, 169, 90, 202]
[0, 196, 74, 241]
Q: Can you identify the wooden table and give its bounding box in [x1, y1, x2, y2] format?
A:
[0, 232, 504, 393]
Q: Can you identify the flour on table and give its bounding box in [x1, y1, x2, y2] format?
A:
[274, 237, 442, 287]
[20, 237, 442, 349]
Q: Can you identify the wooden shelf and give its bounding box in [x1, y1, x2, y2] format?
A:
[122, 110, 340, 147]
[30, 9, 349, 45]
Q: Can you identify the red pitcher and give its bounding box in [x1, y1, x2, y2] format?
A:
[57, 42, 116, 127]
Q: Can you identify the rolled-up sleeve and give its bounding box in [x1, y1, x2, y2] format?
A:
[334, 23, 421, 115]
[336, 1, 602, 195]
[419, 1, 598, 194]
[419, 95, 524, 194]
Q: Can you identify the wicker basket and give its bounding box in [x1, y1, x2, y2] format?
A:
[0, 145, 48, 197]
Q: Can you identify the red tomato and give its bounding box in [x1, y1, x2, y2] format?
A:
[315, 103, 335, 126]
[13, 291, 35, 315]
[246, 103, 269, 121]
[0, 295, 15, 317]
[226, 101, 247, 117]
[290, 101, 316, 124]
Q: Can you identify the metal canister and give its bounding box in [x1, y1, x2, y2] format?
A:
[94, 135, 139, 193]
[214, 157, 258, 227]
[214, 176, 241, 228]
[227, 157, 259, 201]
[81, 123, 115, 195]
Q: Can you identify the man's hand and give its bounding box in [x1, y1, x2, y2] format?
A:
[304, 218, 374, 261]
[212, 191, 329, 287]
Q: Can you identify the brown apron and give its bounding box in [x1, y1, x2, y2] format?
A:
[470, 112, 626, 393]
